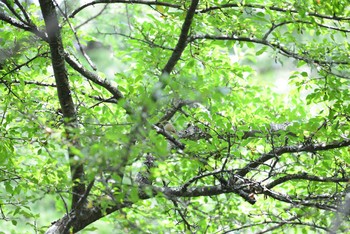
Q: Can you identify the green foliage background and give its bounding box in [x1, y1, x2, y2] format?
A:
[0, 0, 349, 233]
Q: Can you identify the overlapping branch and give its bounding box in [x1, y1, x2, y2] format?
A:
[0, 52, 50, 80]
[262, 189, 337, 211]
[65, 55, 124, 99]
[154, 183, 256, 204]
[266, 173, 350, 189]
[223, 215, 330, 233]
[0, 12, 47, 40]
[152, 173, 344, 209]
[188, 35, 350, 66]
[198, 3, 350, 21]
[69, 0, 182, 18]
[99, 30, 174, 51]
[0, 10, 124, 102]
[238, 139, 350, 177]
[262, 20, 350, 41]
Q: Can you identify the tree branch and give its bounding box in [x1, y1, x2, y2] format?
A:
[100, 30, 174, 51]
[156, 183, 256, 204]
[156, 99, 196, 124]
[189, 34, 349, 66]
[161, 0, 199, 76]
[266, 173, 350, 189]
[0, 12, 47, 40]
[238, 139, 350, 177]
[224, 215, 330, 233]
[153, 124, 185, 150]
[39, 0, 85, 209]
[14, 0, 34, 25]
[262, 189, 337, 211]
[1, 0, 28, 26]
[65, 55, 124, 100]
[69, 0, 182, 18]
[0, 52, 49, 80]
[46, 200, 133, 234]
[0, 11, 124, 102]
[198, 3, 350, 21]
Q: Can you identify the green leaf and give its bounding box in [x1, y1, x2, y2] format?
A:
[256, 46, 267, 56]
[11, 220, 17, 226]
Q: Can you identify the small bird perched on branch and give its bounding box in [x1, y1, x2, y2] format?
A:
[164, 121, 177, 136]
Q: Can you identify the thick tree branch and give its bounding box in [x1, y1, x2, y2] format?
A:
[1, 0, 28, 26]
[0, 79, 121, 105]
[39, 0, 85, 209]
[156, 183, 256, 204]
[45, 168, 348, 232]
[153, 124, 185, 150]
[155, 179, 342, 211]
[46, 200, 133, 234]
[0, 12, 47, 40]
[161, 0, 199, 75]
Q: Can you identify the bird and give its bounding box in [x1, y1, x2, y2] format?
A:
[164, 121, 177, 136]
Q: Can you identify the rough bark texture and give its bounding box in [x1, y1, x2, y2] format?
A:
[39, 0, 85, 213]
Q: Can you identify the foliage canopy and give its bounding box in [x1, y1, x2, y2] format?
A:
[0, 0, 349, 233]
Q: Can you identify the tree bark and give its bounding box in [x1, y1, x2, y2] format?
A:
[39, 0, 85, 212]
